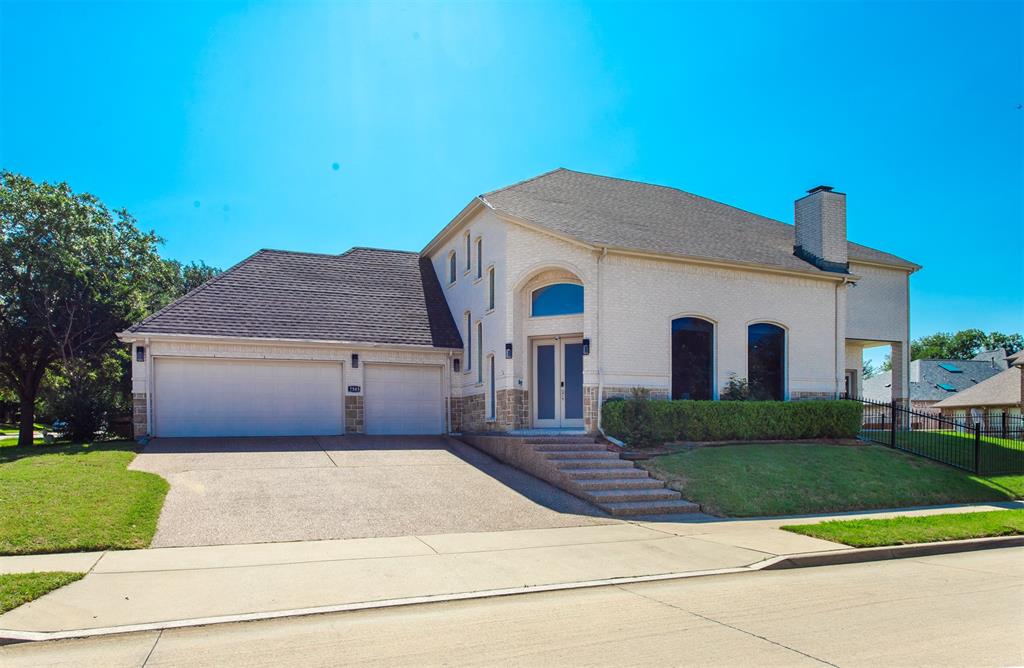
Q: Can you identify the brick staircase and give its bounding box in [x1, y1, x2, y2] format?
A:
[459, 433, 699, 517]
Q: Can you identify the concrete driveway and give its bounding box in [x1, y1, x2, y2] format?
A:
[131, 436, 612, 547]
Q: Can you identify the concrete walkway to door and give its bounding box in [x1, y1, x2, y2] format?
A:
[130, 435, 613, 547]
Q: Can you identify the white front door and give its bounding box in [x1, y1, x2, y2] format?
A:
[532, 337, 584, 429]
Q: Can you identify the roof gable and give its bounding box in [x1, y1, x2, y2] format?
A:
[129, 248, 462, 348]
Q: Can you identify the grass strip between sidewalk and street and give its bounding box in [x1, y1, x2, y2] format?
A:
[781, 509, 1024, 547]
[0, 572, 85, 614]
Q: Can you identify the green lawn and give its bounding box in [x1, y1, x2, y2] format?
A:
[0, 441, 169, 555]
[861, 429, 1023, 473]
[0, 572, 84, 614]
[783, 509, 1024, 547]
[641, 443, 1024, 517]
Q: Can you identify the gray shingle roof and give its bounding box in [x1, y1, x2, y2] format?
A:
[862, 358, 1006, 403]
[933, 366, 1022, 409]
[482, 169, 918, 274]
[129, 248, 462, 348]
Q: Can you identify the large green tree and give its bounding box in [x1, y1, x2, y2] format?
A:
[881, 329, 1023, 371]
[0, 171, 167, 445]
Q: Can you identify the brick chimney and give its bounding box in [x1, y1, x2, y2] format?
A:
[794, 185, 848, 273]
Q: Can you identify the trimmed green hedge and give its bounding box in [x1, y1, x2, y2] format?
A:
[602, 399, 863, 445]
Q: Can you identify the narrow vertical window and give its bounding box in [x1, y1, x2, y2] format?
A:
[475, 238, 482, 279]
[488, 355, 496, 420]
[464, 312, 472, 371]
[448, 252, 457, 285]
[748, 323, 786, 400]
[671, 317, 714, 400]
[487, 266, 495, 310]
[465, 233, 471, 270]
[476, 322, 483, 383]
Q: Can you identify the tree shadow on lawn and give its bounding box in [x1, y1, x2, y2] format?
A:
[0, 439, 139, 465]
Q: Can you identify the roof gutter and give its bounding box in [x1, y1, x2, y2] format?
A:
[116, 331, 462, 352]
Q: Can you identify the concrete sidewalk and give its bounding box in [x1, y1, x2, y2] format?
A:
[1, 501, 1019, 640]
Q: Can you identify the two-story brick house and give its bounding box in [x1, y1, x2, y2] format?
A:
[121, 169, 918, 438]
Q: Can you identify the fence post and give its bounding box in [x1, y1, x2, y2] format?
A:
[1003, 411, 1008, 439]
[890, 400, 897, 448]
[974, 424, 982, 474]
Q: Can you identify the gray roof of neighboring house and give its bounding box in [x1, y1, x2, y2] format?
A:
[482, 169, 919, 275]
[861, 355, 1007, 403]
[128, 248, 463, 348]
[933, 366, 1022, 409]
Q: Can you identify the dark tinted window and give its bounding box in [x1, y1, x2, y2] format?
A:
[748, 323, 786, 400]
[531, 283, 583, 317]
[671, 317, 714, 400]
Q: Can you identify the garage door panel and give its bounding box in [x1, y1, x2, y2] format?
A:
[364, 364, 444, 435]
[154, 358, 344, 437]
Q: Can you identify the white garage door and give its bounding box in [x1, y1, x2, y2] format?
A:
[153, 358, 344, 437]
[364, 364, 444, 435]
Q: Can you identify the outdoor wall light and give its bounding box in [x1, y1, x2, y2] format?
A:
[582, 338, 590, 356]
[351, 353, 359, 369]
[136, 346, 146, 362]
[505, 343, 513, 359]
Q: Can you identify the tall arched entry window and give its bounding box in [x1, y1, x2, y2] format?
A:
[671, 317, 714, 400]
[748, 323, 786, 400]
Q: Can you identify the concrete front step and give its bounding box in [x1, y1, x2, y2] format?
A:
[554, 458, 637, 470]
[521, 436, 597, 445]
[602, 499, 701, 516]
[575, 477, 666, 491]
[533, 443, 608, 452]
[542, 450, 618, 460]
[562, 467, 650, 480]
[585, 488, 681, 504]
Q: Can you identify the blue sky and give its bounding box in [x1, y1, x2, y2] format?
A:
[2, 0, 1021, 359]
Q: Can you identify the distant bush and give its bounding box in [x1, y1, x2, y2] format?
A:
[602, 398, 863, 446]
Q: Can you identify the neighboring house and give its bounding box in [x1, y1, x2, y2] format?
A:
[120, 169, 919, 438]
[861, 350, 1009, 413]
[932, 352, 1024, 428]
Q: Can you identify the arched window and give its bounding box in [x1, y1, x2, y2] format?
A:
[671, 317, 714, 400]
[464, 311, 471, 371]
[475, 238, 483, 279]
[487, 266, 495, 310]
[464, 233, 471, 271]
[448, 252, 457, 285]
[748, 323, 786, 400]
[531, 283, 583, 317]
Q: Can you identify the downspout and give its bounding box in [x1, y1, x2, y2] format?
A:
[596, 247, 608, 437]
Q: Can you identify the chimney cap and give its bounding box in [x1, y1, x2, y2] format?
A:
[807, 185, 834, 194]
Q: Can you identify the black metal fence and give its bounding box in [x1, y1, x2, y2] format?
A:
[845, 395, 1024, 475]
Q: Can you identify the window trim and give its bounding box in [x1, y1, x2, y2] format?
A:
[464, 232, 472, 272]
[448, 251, 457, 285]
[746, 320, 789, 401]
[476, 322, 483, 384]
[529, 281, 584, 318]
[475, 237, 483, 280]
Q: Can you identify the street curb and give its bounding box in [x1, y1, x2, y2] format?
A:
[1, 535, 1020, 644]
[760, 534, 1024, 569]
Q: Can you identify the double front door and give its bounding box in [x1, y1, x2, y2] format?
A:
[532, 337, 584, 428]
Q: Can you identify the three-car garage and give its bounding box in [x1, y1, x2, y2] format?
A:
[150, 357, 445, 438]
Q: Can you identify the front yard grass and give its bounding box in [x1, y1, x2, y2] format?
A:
[782, 509, 1024, 547]
[641, 443, 1023, 517]
[0, 572, 84, 614]
[0, 441, 169, 555]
